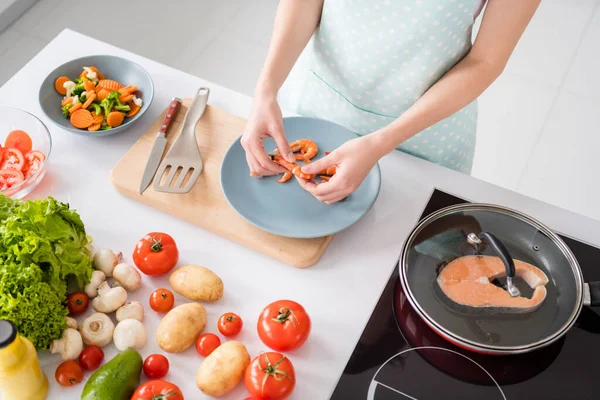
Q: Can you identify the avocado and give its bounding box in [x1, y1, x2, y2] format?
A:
[81, 348, 143, 400]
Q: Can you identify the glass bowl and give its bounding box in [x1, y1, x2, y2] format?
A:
[0, 106, 52, 198]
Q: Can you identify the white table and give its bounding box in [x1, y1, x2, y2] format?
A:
[1, 29, 599, 400]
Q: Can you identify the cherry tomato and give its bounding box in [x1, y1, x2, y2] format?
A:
[0, 147, 24, 171]
[55, 360, 84, 387]
[66, 292, 89, 316]
[5, 130, 32, 154]
[143, 354, 170, 379]
[0, 169, 24, 188]
[195, 333, 221, 357]
[23, 150, 46, 179]
[78, 345, 104, 371]
[218, 312, 243, 337]
[149, 288, 174, 313]
[245, 352, 295, 400]
[257, 300, 311, 352]
[131, 379, 183, 400]
[132, 232, 179, 276]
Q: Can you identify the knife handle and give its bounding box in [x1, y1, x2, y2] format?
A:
[159, 98, 182, 135]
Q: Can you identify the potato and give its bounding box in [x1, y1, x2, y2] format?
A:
[196, 340, 250, 397]
[156, 303, 206, 353]
[169, 264, 224, 302]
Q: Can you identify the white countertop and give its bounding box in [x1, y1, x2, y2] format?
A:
[1, 29, 599, 400]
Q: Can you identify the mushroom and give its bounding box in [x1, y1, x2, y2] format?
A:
[91, 281, 127, 313]
[93, 249, 122, 277]
[84, 270, 106, 299]
[116, 301, 144, 322]
[65, 316, 78, 330]
[113, 263, 142, 292]
[113, 319, 146, 351]
[50, 328, 83, 361]
[80, 312, 115, 347]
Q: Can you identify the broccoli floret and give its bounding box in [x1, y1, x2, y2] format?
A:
[99, 125, 112, 131]
[79, 93, 87, 104]
[90, 103, 102, 116]
[71, 84, 85, 98]
[74, 77, 83, 85]
[99, 98, 114, 116]
[107, 90, 130, 112]
[61, 104, 73, 118]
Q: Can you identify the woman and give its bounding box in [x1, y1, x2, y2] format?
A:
[241, 0, 540, 204]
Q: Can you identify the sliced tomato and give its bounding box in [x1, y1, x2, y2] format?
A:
[23, 150, 46, 178]
[0, 175, 7, 191]
[5, 130, 32, 154]
[0, 169, 24, 188]
[0, 147, 24, 171]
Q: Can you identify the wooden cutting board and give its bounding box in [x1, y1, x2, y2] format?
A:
[110, 99, 333, 268]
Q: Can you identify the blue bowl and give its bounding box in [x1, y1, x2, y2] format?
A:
[38, 55, 154, 137]
[221, 117, 382, 238]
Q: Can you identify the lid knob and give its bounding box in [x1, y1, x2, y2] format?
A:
[0, 320, 17, 349]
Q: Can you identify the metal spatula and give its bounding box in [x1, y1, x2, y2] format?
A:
[153, 87, 210, 194]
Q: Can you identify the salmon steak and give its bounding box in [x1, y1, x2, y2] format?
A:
[437, 255, 549, 312]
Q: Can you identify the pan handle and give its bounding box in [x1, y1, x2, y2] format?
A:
[467, 232, 520, 297]
[584, 282, 600, 307]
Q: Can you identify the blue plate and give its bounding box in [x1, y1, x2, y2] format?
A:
[221, 117, 382, 238]
[38, 55, 154, 137]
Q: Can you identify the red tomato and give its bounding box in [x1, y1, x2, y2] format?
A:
[5, 130, 32, 154]
[0, 169, 24, 188]
[132, 232, 179, 276]
[78, 345, 104, 371]
[195, 333, 221, 357]
[218, 312, 243, 337]
[131, 379, 183, 400]
[23, 150, 46, 178]
[0, 147, 24, 171]
[0, 174, 7, 191]
[149, 288, 174, 313]
[143, 354, 169, 379]
[257, 300, 311, 352]
[55, 360, 84, 387]
[245, 352, 295, 400]
[66, 292, 89, 315]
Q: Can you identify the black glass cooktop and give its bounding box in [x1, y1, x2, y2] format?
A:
[329, 189, 600, 400]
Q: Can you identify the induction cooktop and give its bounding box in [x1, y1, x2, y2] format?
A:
[329, 189, 600, 400]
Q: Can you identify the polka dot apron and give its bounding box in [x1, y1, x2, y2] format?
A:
[278, 0, 486, 174]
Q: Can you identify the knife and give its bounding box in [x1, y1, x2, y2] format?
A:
[139, 97, 182, 194]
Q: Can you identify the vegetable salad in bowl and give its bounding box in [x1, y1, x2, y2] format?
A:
[56, 66, 143, 131]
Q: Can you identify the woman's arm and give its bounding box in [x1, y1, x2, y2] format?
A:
[255, 0, 324, 98]
[370, 0, 541, 155]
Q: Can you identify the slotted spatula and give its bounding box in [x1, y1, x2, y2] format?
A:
[153, 87, 210, 193]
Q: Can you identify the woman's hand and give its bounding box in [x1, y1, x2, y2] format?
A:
[296, 135, 383, 204]
[241, 94, 295, 176]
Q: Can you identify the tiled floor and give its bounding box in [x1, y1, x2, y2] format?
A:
[0, 0, 599, 221]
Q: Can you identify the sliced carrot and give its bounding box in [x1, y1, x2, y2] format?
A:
[118, 85, 137, 95]
[91, 112, 104, 125]
[54, 76, 70, 95]
[82, 93, 96, 109]
[61, 97, 72, 106]
[97, 79, 123, 91]
[106, 111, 125, 127]
[68, 103, 82, 114]
[97, 89, 110, 101]
[97, 72, 106, 80]
[87, 123, 101, 132]
[70, 109, 94, 129]
[126, 101, 140, 118]
[119, 94, 133, 103]
[83, 79, 96, 92]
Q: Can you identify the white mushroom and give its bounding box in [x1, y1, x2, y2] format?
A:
[112, 263, 142, 292]
[50, 328, 83, 361]
[91, 281, 127, 313]
[113, 319, 146, 351]
[93, 249, 122, 277]
[65, 316, 78, 330]
[116, 301, 144, 322]
[80, 312, 115, 347]
[84, 270, 106, 299]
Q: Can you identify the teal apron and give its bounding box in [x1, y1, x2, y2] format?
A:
[278, 0, 486, 174]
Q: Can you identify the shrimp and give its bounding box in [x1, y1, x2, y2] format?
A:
[277, 172, 293, 183]
[270, 154, 316, 180]
[274, 139, 319, 159]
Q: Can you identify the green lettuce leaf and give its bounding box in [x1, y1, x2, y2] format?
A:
[0, 195, 93, 349]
